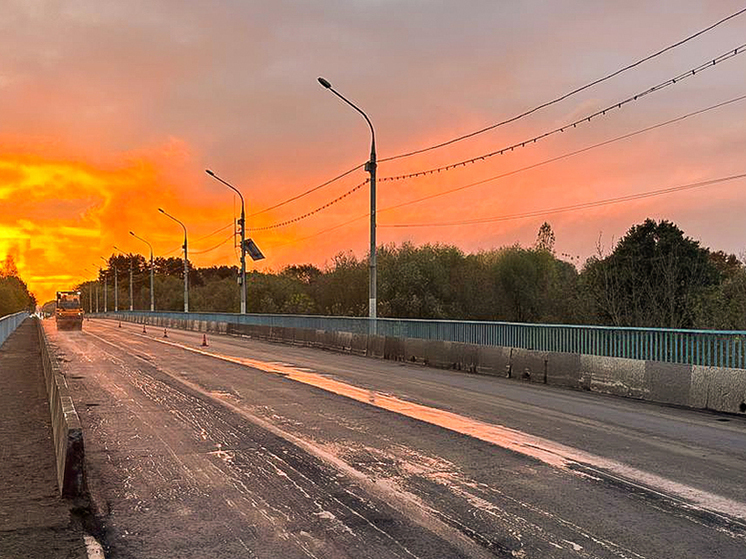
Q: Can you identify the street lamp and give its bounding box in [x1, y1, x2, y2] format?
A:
[130, 231, 155, 312]
[113, 245, 133, 311]
[317, 76, 378, 331]
[205, 170, 247, 314]
[158, 208, 189, 313]
[83, 267, 96, 313]
[99, 257, 109, 313]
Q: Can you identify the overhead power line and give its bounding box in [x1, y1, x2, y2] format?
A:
[194, 222, 234, 242]
[265, 213, 369, 250]
[378, 93, 746, 215]
[190, 233, 235, 255]
[380, 6, 746, 162]
[379, 43, 746, 183]
[247, 163, 364, 218]
[380, 173, 746, 228]
[248, 180, 369, 232]
[259, 94, 746, 250]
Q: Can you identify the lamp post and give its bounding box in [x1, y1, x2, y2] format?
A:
[83, 267, 95, 313]
[158, 208, 189, 313]
[99, 257, 108, 313]
[317, 77, 378, 332]
[113, 245, 133, 311]
[205, 170, 247, 314]
[130, 231, 155, 312]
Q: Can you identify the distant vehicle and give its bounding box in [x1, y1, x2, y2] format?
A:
[56, 291, 83, 330]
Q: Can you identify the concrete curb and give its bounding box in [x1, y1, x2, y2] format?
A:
[36, 319, 86, 498]
[105, 314, 746, 416]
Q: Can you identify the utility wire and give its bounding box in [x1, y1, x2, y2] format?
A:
[380, 6, 746, 162]
[247, 163, 365, 218]
[190, 233, 235, 254]
[194, 222, 234, 242]
[248, 180, 369, 232]
[265, 213, 369, 250]
[380, 44, 746, 183]
[257, 95, 746, 250]
[380, 173, 746, 228]
[378, 93, 746, 215]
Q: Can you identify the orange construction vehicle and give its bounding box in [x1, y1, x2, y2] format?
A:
[56, 291, 84, 330]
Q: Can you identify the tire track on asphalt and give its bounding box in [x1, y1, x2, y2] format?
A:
[85, 324, 663, 558]
[83, 329, 499, 559]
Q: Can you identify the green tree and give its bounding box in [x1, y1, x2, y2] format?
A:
[378, 242, 465, 319]
[0, 256, 35, 316]
[534, 222, 556, 254]
[580, 219, 720, 328]
[314, 252, 367, 316]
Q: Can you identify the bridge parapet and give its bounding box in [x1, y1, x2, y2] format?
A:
[0, 311, 29, 348]
[94, 311, 746, 415]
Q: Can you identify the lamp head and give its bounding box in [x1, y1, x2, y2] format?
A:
[158, 208, 165, 213]
[317, 77, 332, 89]
[205, 169, 214, 176]
[129, 231, 135, 236]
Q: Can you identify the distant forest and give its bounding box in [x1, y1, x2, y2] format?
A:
[73, 219, 746, 331]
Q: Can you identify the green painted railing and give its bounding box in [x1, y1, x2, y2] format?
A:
[97, 311, 746, 369]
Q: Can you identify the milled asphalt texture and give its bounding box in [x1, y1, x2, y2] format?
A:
[0, 319, 86, 559]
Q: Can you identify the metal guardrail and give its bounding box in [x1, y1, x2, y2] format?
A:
[97, 311, 746, 369]
[0, 311, 29, 348]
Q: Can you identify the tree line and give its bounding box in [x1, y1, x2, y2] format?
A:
[74, 219, 746, 330]
[0, 256, 36, 318]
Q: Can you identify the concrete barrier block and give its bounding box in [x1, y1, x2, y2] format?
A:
[37, 320, 86, 498]
[322, 330, 336, 350]
[268, 326, 283, 342]
[511, 348, 549, 383]
[443, 341, 466, 370]
[424, 340, 451, 369]
[691, 365, 746, 414]
[460, 343, 480, 373]
[384, 336, 405, 361]
[477, 345, 511, 377]
[282, 327, 295, 343]
[310, 329, 324, 348]
[350, 333, 368, 355]
[404, 338, 428, 364]
[546, 352, 582, 388]
[227, 322, 245, 336]
[285, 327, 299, 345]
[336, 331, 353, 353]
[581, 355, 647, 399]
[367, 334, 385, 358]
[294, 327, 312, 347]
[644, 361, 693, 407]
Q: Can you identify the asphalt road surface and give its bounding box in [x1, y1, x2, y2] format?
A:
[46, 318, 746, 558]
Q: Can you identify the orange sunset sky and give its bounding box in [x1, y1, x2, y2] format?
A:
[1, 1, 746, 303]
